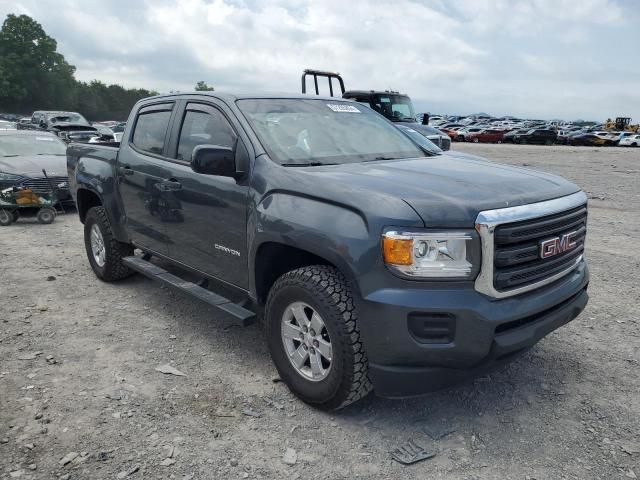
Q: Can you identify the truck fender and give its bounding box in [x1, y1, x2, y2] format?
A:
[250, 192, 372, 298]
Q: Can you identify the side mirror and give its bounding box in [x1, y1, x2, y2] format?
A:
[191, 144, 235, 177]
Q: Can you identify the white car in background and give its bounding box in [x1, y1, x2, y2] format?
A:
[619, 134, 640, 147]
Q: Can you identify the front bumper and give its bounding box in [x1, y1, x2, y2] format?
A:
[358, 261, 589, 398]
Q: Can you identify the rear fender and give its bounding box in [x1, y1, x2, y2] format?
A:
[67, 144, 129, 242]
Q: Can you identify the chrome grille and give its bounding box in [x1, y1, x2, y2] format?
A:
[20, 176, 69, 193]
[475, 192, 588, 298]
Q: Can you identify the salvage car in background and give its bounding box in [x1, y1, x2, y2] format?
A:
[398, 123, 451, 150]
[619, 134, 640, 147]
[513, 129, 557, 145]
[31, 111, 98, 139]
[467, 129, 505, 143]
[0, 131, 73, 207]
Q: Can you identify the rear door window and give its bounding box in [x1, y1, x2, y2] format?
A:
[132, 105, 173, 155]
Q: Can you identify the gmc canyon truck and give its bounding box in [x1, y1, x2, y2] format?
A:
[67, 92, 589, 410]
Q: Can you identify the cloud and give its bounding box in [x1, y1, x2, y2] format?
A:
[0, 0, 638, 119]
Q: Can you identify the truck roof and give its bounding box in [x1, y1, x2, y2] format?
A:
[343, 90, 409, 97]
[143, 92, 356, 103]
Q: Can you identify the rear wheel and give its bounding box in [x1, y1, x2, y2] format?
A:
[0, 209, 13, 226]
[84, 206, 134, 281]
[473, 137, 479, 143]
[265, 266, 372, 410]
[37, 207, 56, 224]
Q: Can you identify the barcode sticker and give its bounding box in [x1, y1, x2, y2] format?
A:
[327, 104, 360, 113]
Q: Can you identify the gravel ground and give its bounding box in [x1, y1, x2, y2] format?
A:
[1, 143, 639, 479]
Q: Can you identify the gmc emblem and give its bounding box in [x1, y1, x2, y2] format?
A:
[540, 231, 578, 259]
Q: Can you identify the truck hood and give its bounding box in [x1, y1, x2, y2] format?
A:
[303, 151, 581, 227]
[0, 154, 68, 178]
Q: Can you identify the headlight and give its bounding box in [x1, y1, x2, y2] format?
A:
[0, 172, 23, 182]
[382, 230, 478, 279]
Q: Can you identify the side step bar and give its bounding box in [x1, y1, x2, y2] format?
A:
[122, 256, 256, 326]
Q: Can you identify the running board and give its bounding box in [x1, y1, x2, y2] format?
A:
[122, 256, 256, 326]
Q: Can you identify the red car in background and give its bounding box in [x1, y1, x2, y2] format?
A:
[467, 129, 505, 143]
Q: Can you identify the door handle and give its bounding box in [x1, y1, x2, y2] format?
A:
[161, 178, 182, 191]
[118, 165, 134, 176]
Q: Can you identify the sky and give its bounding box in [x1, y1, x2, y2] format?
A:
[1, 0, 638, 120]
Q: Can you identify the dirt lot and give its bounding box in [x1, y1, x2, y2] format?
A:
[1, 143, 639, 479]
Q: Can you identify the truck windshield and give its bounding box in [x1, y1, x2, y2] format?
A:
[371, 94, 415, 122]
[237, 99, 423, 165]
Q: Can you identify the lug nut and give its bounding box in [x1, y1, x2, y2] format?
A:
[309, 347, 315, 354]
[303, 326, 308, 333]
[313, 340, 319, 347]
[309, 329, 316, 337]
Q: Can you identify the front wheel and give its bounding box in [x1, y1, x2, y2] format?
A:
[265, 266, 372, 410]
[84, 206, 134, 281]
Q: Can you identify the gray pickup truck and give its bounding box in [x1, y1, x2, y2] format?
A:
[67, 92, 589, 409]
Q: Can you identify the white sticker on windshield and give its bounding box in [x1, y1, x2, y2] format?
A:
[35, 137, 54, 141]
[327, 104, 360, 113]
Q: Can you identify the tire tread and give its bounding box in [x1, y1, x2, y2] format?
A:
[85, 206, 133, 281]
[266, 265, 372, 409]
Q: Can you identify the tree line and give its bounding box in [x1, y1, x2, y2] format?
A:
[0, 14, 211, 121]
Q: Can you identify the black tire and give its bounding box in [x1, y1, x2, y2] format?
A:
[11, 210, 19, 222]
[84, 206, 134, 281]
[0, 209, 13, 226]
[37, 207, 56, 224]
[265, 266, 372, 410]
[472, 137, 479, 143]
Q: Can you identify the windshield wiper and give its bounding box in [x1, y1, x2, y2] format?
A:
[2, 154, 18, 157]
[281, 162, 338, 167]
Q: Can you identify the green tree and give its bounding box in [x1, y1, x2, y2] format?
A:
[195, 81, 214, 91]
[0, 14, 75, 112]
[0, 13, 158, 120]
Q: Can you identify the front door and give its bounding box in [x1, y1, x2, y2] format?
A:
[160, 101, 249, 288]
[117, 102, 175, 255]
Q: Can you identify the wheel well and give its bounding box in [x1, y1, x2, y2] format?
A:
[254, 243, 334, 304]
[76, 189, 102, 223]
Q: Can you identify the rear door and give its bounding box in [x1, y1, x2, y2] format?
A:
[117, 102, 176, 255]
[159, 99, 250, 288]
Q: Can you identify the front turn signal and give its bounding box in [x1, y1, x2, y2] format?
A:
[382, 236, 413, 266]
